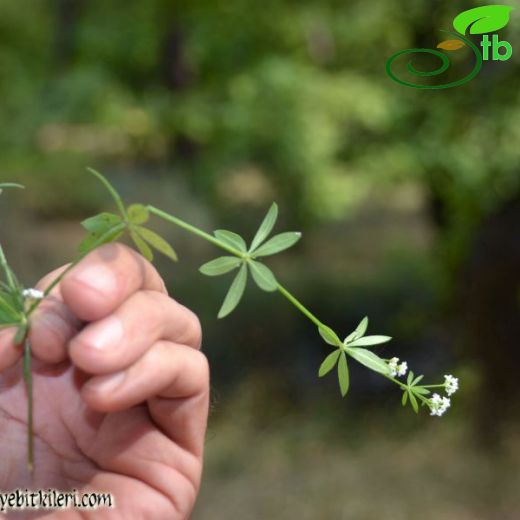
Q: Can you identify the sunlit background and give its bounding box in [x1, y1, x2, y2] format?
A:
[1, 1, 520, 518]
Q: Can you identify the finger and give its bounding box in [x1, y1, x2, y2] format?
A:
[20, 265, 83, 364]
[69, 290, 202, 375]
[60, 243, 167, 322]
[0, 328, 22, 370]
[81, 341, 210, 454]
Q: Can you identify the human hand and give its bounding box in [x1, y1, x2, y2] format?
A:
[0, 243, 209, 519]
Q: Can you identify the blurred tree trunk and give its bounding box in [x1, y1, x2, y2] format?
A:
[54, 0, 87, 67]
[161, 20, 198, 162]
[460, 192, 520, 441]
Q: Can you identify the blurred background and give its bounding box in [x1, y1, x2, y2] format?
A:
[1, 1, 520, 518]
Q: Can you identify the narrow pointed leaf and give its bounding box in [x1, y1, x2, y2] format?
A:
[130, 230, 154, 262]
[353, 316, 369, 339]
[136, 226, 178, 262]
[200, 256, 242, 276]
[250, 203, 278, 252]
[218, 264, 247, 319]
[338, 352, 349, 397]
[346, 347, 390, 375]
[252, 232, 302, 257]
[347, 335, 392, 347]
[318, 349, 341, 377]
[319, 325, 342, 347]
[412, 375, 424, 386]
[412, 387, 430, 395]
[407, 371, 414, 385]
[127, 204, 149, 225]
[249, 261, 278, 292]
[0, 183, 24, 192]
[81, 212, 122, 233]
[409, 392, 419, 413]
[79, 225, 125, 254]
[214, 230, 247, 253]
[402, 391, 409, 406]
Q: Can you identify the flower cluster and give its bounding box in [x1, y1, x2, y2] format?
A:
[388, 357, 408, 377]
[427, 374, 459, 417]
[429, 393, 451, 416]
[22, 288, 44, 300]
[444, 374, 459, 396]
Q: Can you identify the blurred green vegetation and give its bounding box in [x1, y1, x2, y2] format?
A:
[1, 1, 519, 517]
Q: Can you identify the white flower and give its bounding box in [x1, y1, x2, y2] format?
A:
[22, 288, 44, 300]
[397, 361, 408, 377]
[388, 357, 400, 377]
[388, 357, 407, 377]
[429, 393, 451, 417]
[444, 374, 459, 396]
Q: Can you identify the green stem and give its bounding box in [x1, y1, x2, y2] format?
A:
[87, 168, 128, 219]
[147, 206, 245, 257]
[276, 283, 325, 329]
[23, 337, 33, 473]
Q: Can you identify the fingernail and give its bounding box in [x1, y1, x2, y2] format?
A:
[95, 370, 126, 393]
[80, 316, 124, 351]
[74, 264, 118, 296]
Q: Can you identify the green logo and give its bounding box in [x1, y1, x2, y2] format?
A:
[386, 5, 513, 89]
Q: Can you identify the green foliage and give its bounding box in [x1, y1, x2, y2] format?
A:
[199, 199, 300, 317]
[80, 169, 178, 262]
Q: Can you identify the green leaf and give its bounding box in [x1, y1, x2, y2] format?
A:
[318, 349, 341, 377]
[409, 392, 419, 413]
[218, 264, 247, 319]
[453, 5, 512, 35]
[127, 204, 149, 225]
[338, 352, 350, 397]
[347, 335, 392, 347]
[130, 230, 154, 262]
[0, 292, 21, 324]
[250, 203, 278, 252]
[214, 230, 247, 253]
[402, 391, 409, 406]
[79, 226, 125, 254]
[249, 261, 278, 292]
[319, 325, 342, 346]
[251, 232, 302, 257]
[135, 226, 178, 262]
[87, 168, 127, 217]
[355, 316, 369, 338]
[81, 213, 122, 234]
[407, 371, 414, 386]
[200, 256, 242, 276]
[0, 183, 24, 193]
[412, 387, 431, 396]
[346, 347, 390, 375]
[412, 375, 424, 386]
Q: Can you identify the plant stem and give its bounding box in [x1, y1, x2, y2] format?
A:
[147, 206, 245, 257]
[23, 336, 33, 473]
[276, 283, 325, 329]
[148, 206, 329, 331]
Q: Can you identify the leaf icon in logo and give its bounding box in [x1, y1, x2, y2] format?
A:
[453, 5, 513, 35]
[437, 39, 466, 51]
